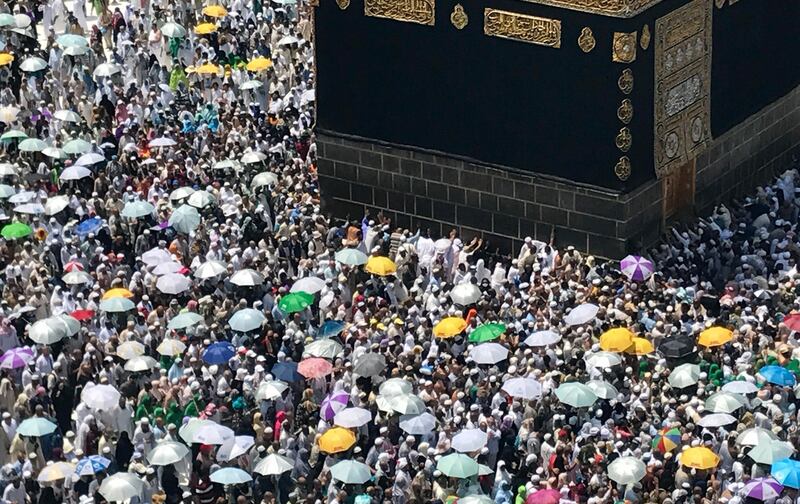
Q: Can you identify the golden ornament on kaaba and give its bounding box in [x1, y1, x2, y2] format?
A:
[615, 127, 632, 152]
[612, 31, 637, 63]
[451, 4, 468, 29]
[615, 156, 631, 181]
[578, 27, 595, 53]
[640, 24, 651, 50]
[617, 99, 633, 124]
[336, 0, 350, 9]
[618, 68, 634, 94]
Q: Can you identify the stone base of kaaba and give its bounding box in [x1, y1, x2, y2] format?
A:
[317, 85, 800, 258]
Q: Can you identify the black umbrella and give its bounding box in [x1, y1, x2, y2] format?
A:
[659, 336, 696, 359]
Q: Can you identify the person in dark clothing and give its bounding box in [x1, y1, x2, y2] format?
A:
[115, 431, 134, 471]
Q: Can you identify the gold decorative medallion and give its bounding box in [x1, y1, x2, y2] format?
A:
[504, 0, 662, 18]
[640, 24, 651, 50]
[615, 127, 632, 152]
[578, 27, 595, 53]
[450, 4, 468, 29]
[618, 68, 634, 94]
[654, 0, 712, 178]
[715, 0, 725, 7]
[617, 99, 633, 124]
[483, 9, 561, 48]
[612, 31, 637, 63]
[364, 0, 435, 25]
[336, 0, 350, 9]
[615, 156, 631, 181]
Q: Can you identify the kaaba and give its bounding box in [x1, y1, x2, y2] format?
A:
[314, 0, 800, 257]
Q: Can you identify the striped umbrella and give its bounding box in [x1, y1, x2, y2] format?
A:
[652, 427, 681, 453]
[0, 347, 33, 369]
[620, 255, 654, 281]
[75, 456, 110, 476]
[741, 477, 784, 501]
[320, 390, 349, 421]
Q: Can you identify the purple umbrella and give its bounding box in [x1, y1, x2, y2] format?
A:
[620, 255, 654, 282]
[741, 477, 783, 500]
[320, 391, 349, 421]
[0, 347, 33, 369]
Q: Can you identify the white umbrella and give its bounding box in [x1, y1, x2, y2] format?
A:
[697, 413, 737, 427]
[0, 164, 18, 177]
[147, 442, 190, 466]
[179, 418, 215, 443]
[584, 351, 623, 368]
[62, 270, 93, 285]
[59, 165, 92, 181]
[291, 276, 326, 293]
[54, 110, 82, 123]
[99, 473, 144, 502]
[469, 343, 508, 365]
[452, 428, 488, 453]
[379, 378, 413, 396]
[156, 273, 192, 294]
[705, 392, 748, 414]
[8, 191, 34, 204]
[20, 57, 47, 72]
[116, 341, 145, 360]
[376, 393, 426, 415]
[28, 318, 68, 344]
[501, 377, 542, 400]
[668, 363, 701, 388]
[168, 205, 201, 234]
[81, 383, 120, 410]
[13, 13, 30, 28]
[736, 427, 778, 446]
[301, 89, 315, 104]
[194, 260, 228, 279]
[722, 381, 758, 395]
[14, 203, 45, 214]
[229, 308, 266, 332]
[241, 151, 267, 164]
[524, 330, 561, 347]
[93, 63, 122, 78]
[254, 454, 294, 476]
[304, 339, 344, 359]
[241, 80, 263, 90]
[156, 338, 187, 356]
[748, 439, 795, 465]
[149, 137, 177, 148]
[586, 380, 619, 400]
[252, 172, 278, 188]
[44, 195, 70, 215]
[565, 303, 599, 325]
[450, 283, 481, 305]
[607, 456, 646, 484]
[160, 22, 187, 38]
[256, 380, 288, 401]
[278, 35, 299, 46]
[62, 139, 92, 154]
[334, 407, 372, 428]
[192, 423, 235, 445]
[216, 435, 255, 462]
[63, 46, 89, 56]
[170, 186, 195, 200]
[123, 356, 158, 372]
[152, 261, 183, 276]
[0, 106, 19, 123]
[42, 147, 67, 159]
[75, 152, 105, 165]
[187, 190, 216, 208]
[399, 412, 436, 434]
[141, 247, 173, 266]
[230, 269, 264, 287]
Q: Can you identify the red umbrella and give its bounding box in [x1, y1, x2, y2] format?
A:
[526, 489, 561, 504]
[70, 310, 94, 321]
[298, 357, 333, 379]
[783, 313, 800, 332]
[64, 261, 84, 272]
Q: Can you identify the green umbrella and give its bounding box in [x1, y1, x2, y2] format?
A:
[18, 417, 57, 437]
[99, 298, 136, 313]
[468, 323, 506, 343]
[63, 138, 92, 155]
[0, 129, 27, 141]
[278, 292, 314, 313]
[436, 453, 479, 478]
[335, 248, 368, 266]
[555, 382, 598, 408]
[121, 200, 155, 219]
[168, 204, 201, 234]
[18, 138, 46, 152]
[57, 34, 89, 48]
[1, 222, 31, 239]
[330, 460, 371, 484]
[167, 312, 204, 330]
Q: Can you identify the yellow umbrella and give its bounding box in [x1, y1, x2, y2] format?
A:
[365, 256, 396, 276]
[626, 337, 654, 356]
[195, 63, 221, 75]
[202, 5, 228, 17]
[433, 317, 468, 339]
[599, 328, 635, 353]
[0, 53, 14, 67]
[318, 427, 356, 454]
[102, 288, 134, 300]
[698, 326, 733, 347]
[246, 57, 272, 72]
[194, 23, 218, 35]
[680, 446, 720, 469]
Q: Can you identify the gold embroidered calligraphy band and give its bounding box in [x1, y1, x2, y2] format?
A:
[364, 0, 435, 25]
[513, 0, 661, 18]
[483, 9, 561, 48]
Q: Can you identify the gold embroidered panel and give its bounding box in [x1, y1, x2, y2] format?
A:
[514, 0, 661, 18]
[483, 9, 561, 48]
[364, 0, 435, 25]
[653, 0, 712, 179]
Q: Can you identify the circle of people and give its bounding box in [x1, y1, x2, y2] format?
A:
[1, 0, 800, 503]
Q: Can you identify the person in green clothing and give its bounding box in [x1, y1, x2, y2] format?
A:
[514, 484, 526, 504]
[165, 401, 183, 427]
[135, 394, 152, 421]
[184, 392, 204, 418]
[169, 63, 188, 91]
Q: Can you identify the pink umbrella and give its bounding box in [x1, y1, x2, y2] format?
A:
[298, 357, 333, 379]
[620, 255, 654, 282]
[320, 391, 349, 420]
[0, 347, 34, 369]
[63, 260, 84, 272]
[526, 489, 561, 504]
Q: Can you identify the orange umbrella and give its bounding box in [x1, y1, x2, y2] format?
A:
[102, 288, 134, 300]
[318, 427, 356, 454]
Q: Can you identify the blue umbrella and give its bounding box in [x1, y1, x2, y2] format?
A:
[318, 320, 346, 339]
[202, 342, 235, 365]
[75, 455, 111, 476]
[772, 458, 800, 488]
[74, 217, 103, 236]
[272, 362, 302, 382]
[17, 417, 57, 437]
[759, 365, 796, 386]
